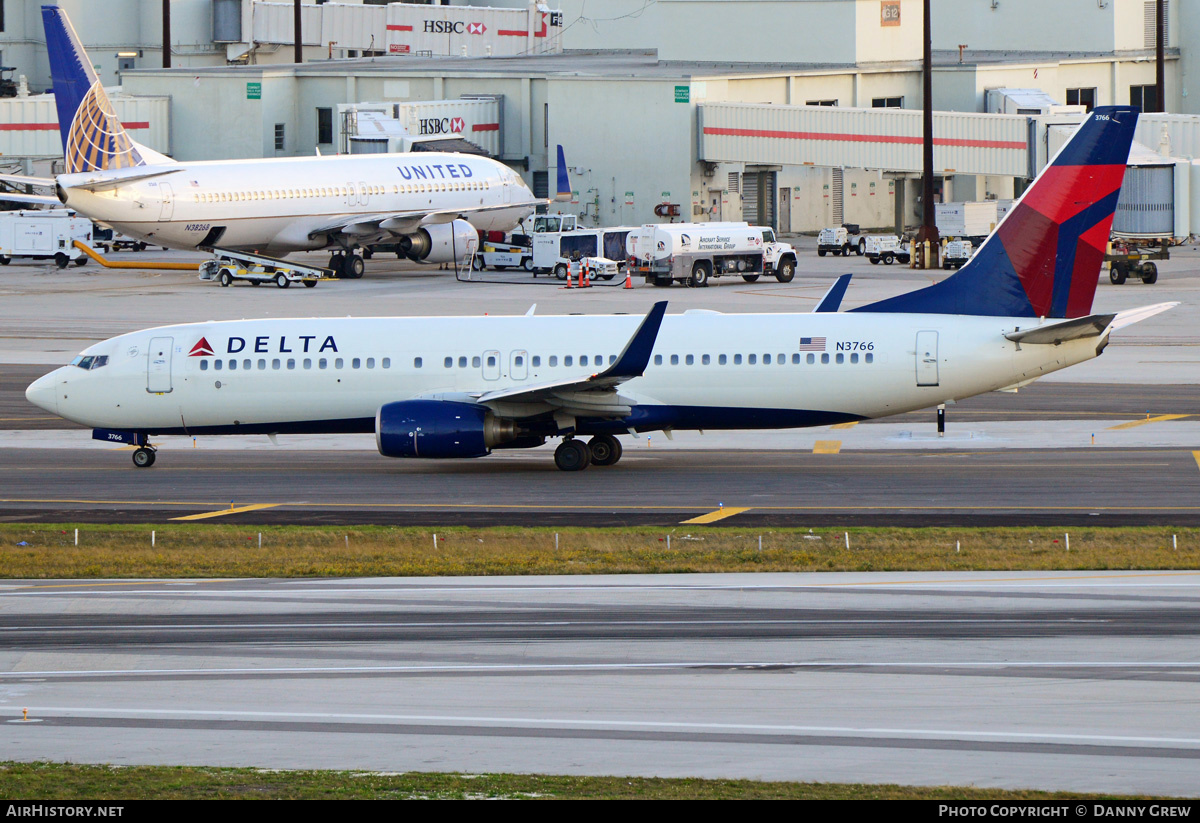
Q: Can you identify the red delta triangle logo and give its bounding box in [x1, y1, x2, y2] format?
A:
[189, 337, 214, 357]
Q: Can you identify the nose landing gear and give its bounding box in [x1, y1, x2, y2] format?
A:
[132, 446, 157, 468]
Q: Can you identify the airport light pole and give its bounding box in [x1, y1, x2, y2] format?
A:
[1155, 0, 1165, 112]
[294, 0, 304, 64]
[919, 0, 939, 268]
[162, 0, 171, 69]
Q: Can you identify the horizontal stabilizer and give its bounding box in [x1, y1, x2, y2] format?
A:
[63, 166, 182, 193]
[0, 173, 56, 189]
[814, 274, 852, 313]
[0, 192, 62, 206]
[1004, 314, 1116, 345]
[1110, 301, 1179, 332]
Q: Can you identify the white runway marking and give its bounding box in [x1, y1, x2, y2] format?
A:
[14, 705, 1200, 747]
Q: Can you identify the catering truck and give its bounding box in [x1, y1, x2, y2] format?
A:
[626, 223, 797, 287]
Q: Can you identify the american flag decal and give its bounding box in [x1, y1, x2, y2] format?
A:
[798, 337, 827, 351]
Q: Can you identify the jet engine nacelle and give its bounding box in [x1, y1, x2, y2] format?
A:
[376, 399, 516, 459]
[401, 219, 477, 264]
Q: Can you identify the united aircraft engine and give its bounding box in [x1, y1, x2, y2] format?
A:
[396, 220, 478, 264]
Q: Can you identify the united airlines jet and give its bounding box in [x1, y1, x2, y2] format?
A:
[25, 107, 1172, 471]
[5, 6, 543, 278]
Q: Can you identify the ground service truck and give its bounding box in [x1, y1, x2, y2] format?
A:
[626, 223, 797, 287]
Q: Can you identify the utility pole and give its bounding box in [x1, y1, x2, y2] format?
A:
[1155, 0, 1165, 112]
[294, 0, 303, 64]
[918, 0, 939, 268]
[162, 0, 171, 69]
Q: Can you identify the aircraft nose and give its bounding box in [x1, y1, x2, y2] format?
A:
[25, 371, 59, 414]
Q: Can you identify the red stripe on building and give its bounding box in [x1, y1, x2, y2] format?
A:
[472, 123, 500, 132]
[702, 127, 1024, 150]
[386, 24, 413, 31]
[0, 121, 150, 131]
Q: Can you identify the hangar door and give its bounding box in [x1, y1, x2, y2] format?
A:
[741, 171, 777, 230]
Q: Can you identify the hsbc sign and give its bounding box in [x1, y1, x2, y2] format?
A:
[419, 117, 466, 135]
[423, 20, 486, 34]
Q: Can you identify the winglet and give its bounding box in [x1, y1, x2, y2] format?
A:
[814, 274, 852, 313]
[555, 144, 571, 201]
[598, 301, 667, 379]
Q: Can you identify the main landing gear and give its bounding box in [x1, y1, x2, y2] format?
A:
[328, 251, 365, 279]
[132, 446, 157, 468]
[553, 434, 624, 471]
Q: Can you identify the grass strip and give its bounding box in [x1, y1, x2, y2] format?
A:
[0, 524, 1196, 579]
[0, 762, 1161, 800]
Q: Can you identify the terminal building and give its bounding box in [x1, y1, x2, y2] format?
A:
[2, 0, 1199, 233]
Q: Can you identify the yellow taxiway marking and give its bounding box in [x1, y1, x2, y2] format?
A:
[1107, 414, 1190, 430]
[830, 422, 859, 430]
[1193, 451, 1200, 473]
[813, 440, 842, 454]
[680, 507, 752, 525]
[171, 504, 281, 521]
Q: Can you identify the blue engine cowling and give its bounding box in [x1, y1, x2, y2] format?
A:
[375, 400, 516, 459]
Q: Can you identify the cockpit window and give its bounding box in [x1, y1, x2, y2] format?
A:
[70, 355, 108, 370]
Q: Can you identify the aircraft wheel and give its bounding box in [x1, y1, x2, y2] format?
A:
[219, 269, 233, 287]
[132, 447, 156, 468]
[329, 253, 345, 277]
[275, 273, 290, 289]
[342, 254, 365, 279]
[775, 259, 795, 283]
[742, 274, 760, 283]
[587, 435, 622, 467]
[134, 242, 147, 252]
[554, 439, 591, 472]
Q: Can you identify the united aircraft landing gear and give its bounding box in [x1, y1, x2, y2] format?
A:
[132, 446, 157, 468]
[329, 251, 365, 279]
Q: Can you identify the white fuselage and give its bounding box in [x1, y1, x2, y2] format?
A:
[26, 311, 1105, 438]
[56, 152, 538, 255]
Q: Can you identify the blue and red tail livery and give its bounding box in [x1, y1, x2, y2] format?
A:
[856, 106, 1138, 318]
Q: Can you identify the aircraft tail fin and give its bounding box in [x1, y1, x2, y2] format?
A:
[854, 106, 1139, 318]
[42, 4, 147, 173]
[555, 144, 571, 201]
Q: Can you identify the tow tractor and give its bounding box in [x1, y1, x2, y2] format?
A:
[1106, 240, 1168, 285]
[198, 249, 334, 289]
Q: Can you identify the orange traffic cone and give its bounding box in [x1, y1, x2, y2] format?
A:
[623, 271, 633, 289]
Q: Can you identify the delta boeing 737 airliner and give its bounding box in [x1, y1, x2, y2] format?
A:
[3, 6, 549, 279]
[26, 106, 1174, 471]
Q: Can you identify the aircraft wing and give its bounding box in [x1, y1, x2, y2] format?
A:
[307, 201, 550, 240]
[474, 301, 667, 416]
